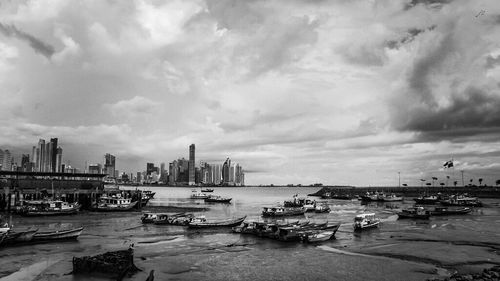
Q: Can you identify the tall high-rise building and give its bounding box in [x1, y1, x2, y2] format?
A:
[146, 163, 156, 175]
[50, 138, 58, 172]
[55, 147, 63, 172]
[21, 154, 30, 171]
[104, 153, 116, 177]
[0, 149, 13, 171]
[44, 142, 51, 172]
[222, 158, 231, 185]
[188, 144, 195, 185]
[31, 146, 37, 170]
[37, 139, 45, 172]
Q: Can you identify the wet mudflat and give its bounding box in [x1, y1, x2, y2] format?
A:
[1, 186, 499, 281]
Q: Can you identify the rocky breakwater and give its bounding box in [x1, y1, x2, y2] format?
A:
[428, 266, 500, 281]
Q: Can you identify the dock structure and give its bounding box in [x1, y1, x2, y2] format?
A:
[0, 171, 144, 212]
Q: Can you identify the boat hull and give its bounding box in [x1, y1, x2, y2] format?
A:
[188, 216, 246, 228]
[94, 201, 138, 212]
[33, 227, 84, 241]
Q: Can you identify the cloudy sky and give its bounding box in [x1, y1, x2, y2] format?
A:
[1, 0, 500, 186]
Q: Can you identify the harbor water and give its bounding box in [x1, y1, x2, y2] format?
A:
[1, 186, 499, 281]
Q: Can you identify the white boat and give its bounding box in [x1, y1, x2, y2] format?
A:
[353, 213, 380, 230]
[19, 200, 81, 216]
[190, 191, 209, 199]
[314, 203, 330, 213]
[94, 195, 138, 211]
[304, 230, 336, 243]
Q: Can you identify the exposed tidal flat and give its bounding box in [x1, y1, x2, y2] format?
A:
[1, 186, 500, 281]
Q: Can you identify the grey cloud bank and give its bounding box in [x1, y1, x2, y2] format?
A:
[1, 0, 500, 186]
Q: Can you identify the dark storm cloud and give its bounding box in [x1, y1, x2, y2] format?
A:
[386, 26, 436, 49]
[397, 87, 500, 139]
[0, 22, 55, 58]
[486, 54, 500, 69]
[404, 0, 453, 10]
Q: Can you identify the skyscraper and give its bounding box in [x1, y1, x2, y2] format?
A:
[21, 154, 30, 171]
[104, 153, 116, 177]
[56, 147, 63, 172]
[37, 139, 45, 172]
[222, 158, 231, 185]
[188, 144, 195, 185]
[50, 138, 58, 172]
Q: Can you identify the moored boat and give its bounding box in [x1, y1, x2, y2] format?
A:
[353, 213, 380, 230]
[201, 188, 214, 192]
[19, 200, 81, 216]
[414, 194, 441, 204]
[314, 203, 331, 213]
[187, 215, 247, 228]
[397, 206, 430, 219]
[429, 206, 472, 216]
[153, 213, 194, 225]
[93, 195, 138, 212]
[204, 195, 232, 203]
[33, 227, 84, 241]
[379, 193, 403, 202]
[262, 206, 305, 217]
[440, 194, 482, 207]
[303, 230, 336, 243]
[190, 191, 209, 199]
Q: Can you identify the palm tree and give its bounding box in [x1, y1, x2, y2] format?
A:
[454, 181, 458, 187]
[426, 183, 432, 186]
[496, 179, 500, 186]
[478, 178, 483, 186]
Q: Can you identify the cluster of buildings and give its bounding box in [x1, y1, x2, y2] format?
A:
[1, 139, 245, 187]
[133, 144, 245, 186]
[0, 138, 66, 173]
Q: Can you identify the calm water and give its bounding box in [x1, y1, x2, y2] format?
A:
[1, 186, 499, 281]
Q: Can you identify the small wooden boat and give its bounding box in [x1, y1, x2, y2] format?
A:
[153, 213, 194, 225]
[204, 195, 232, 203]
[314, 203, 330, 213]
[33, 227, 84, 241]
[397, 206, 430, 219]
[429, 206, 472, 216]
[73, 247, 139, 280]
[353, 213, 380, 230]
[262, 206, 305, 217]
[414, 194, 441, 204]
[278, 223, 340, 242]
[379, 193, 403, 202]
[19, 200, 81, 216]
[190, 191, 209, 199]
[93, 195, 138, 212]
[440, 195, 482, 207]
[187, 215, 247, 228]
[201, 188, 214, 192]
[304, 230, 336, 243]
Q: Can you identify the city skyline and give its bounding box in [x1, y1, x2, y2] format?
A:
[1, 1, 500, 186]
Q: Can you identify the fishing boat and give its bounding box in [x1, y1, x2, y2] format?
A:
[141, 212, 161, 223]
[33, 227, 84, 241]
[440, 194, 482, 207]
[278, 223, 340, 242]
[93, 195, 138, 212]
[204, 195, 232, 203]
[0, 218, 10, 234]
[379, 193, 403, 202]
[303, 230, 337, 243]
[284, 195, 316, 211]
[201, 188, 214, 192]
[143, 190, 156, 199]
[314, 203, 331, 213]
[397, 206, 430, 219]
[429, 206, 472, 216]
[262, 206, 305, 217]
[19, 200, 81, 216]
[360, 192, 380, 202]
[2, 229, 38, 245]
[414, 194, 441, 204]
[187, 215, 247, 228]
[153, 213, 194, 225]
[190, 191, 209, 199]
[353, 213, 380, 230]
